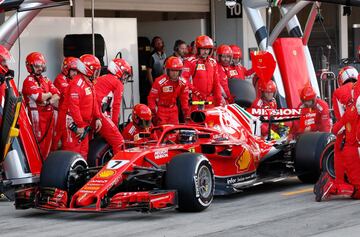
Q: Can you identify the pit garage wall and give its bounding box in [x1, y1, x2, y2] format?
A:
[138, 19, 207, 57]
[212, 0, 260, 69]
[8, 17, 138, 123]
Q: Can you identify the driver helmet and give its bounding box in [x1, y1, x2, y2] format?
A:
[178, 130, 197, 144]
[132, 104, 152, 129]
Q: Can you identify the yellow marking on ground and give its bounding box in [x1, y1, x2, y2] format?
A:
[282, 188, 313, 196]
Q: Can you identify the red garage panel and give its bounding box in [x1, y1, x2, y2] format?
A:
[273, 38, 311, 108]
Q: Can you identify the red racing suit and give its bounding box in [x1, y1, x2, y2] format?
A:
[95, 74, 123, 125]
[228, 65, 254, 80]
[52, 73, 71, 150]
[182, 56, 222, 110]
[122, 122, 152, 142]
[327, 101, 360, 199]
[148, 74, 190, 125]
[59, 74, 101, 159]
[95, 74, 124, 154]
[292, 98, 331, 136]
[217, 64, 233, 104]
[332, 82, 354, 185]
[251, 98, 278, 136]
[22, 74, 60, 159]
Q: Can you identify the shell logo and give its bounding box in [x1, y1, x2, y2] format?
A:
[98, 170, 115, 178]
[236, 150, 252, 172]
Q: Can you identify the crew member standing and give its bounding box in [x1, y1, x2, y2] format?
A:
[22, 52, 60, 159]
[148, 56, 189, 125]
[216, 44, 234, 104]
[52, 57, 78, 150]
[228, 44, 254, 80]
[95, 58, 133, 154]
[59, 54, 102, 159]
[182, 35, 222, 111]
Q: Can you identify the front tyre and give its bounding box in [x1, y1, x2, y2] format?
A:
[40, 151, 88, 195]
[166, 153, 214, 212]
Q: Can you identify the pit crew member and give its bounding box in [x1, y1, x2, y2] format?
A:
[182, 35, 222, 110]
[148, 56, 189, 125]
[122, 104, 153, 142]
[59, 54, 102, 159]
[332, 66, 358, 186]
[22, 52, 60, 159]
[216, 44, 234, 104]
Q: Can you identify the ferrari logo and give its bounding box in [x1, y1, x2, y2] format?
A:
[235, 150, 252, 172]
[188, 147, 195, 153]
[293, 50, 297, 56]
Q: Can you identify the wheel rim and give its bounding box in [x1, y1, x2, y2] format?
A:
[198, 165, 213, 199]
[68, 162, 86, 193]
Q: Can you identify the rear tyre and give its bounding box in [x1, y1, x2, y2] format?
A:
[87, 136, 113, 167]
[228, 79, 256, 108]
[40, 151, 88, 194]
[295, 132, 335, 183]
[166, 153, 214, 212]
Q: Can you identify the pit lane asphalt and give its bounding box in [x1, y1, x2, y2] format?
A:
[1, 178, 360, 237]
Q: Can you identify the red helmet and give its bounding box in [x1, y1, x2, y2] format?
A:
[0, 45, 11, 75]
[217, 44, 233, 56]
[62, 57, 78, 76]
[337, 66, 358, 86]
[26, 52, 46, 73]
[78, 54, 101, 78]
[230, 45, 242, 59]
[260, 80, 277, 93]
[165, 56, 183, 70]
[300, 85, 316, 101]
[108, 58, 133, 81]
[132, 104, 152, 129]
[195, 35, 214, 49]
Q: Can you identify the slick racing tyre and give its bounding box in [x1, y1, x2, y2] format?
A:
[166, 153, 214, 212]
[87, 136, 113, 167]
[295, 132, 335, 183]
[320, 141, 335, 179]
[40, 151, 88, 194]
[228, 79, 256, 108]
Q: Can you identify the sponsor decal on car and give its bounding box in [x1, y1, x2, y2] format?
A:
[226, 172, 256, 185]
[235, 150, 252, 172]
[98, 170, 115, 178]
[154, 149, 168, 159]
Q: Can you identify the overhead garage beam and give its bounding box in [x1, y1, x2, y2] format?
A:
[84, 0, 210, 12]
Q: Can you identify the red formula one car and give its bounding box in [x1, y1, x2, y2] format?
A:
[12, 103, 334, 213]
